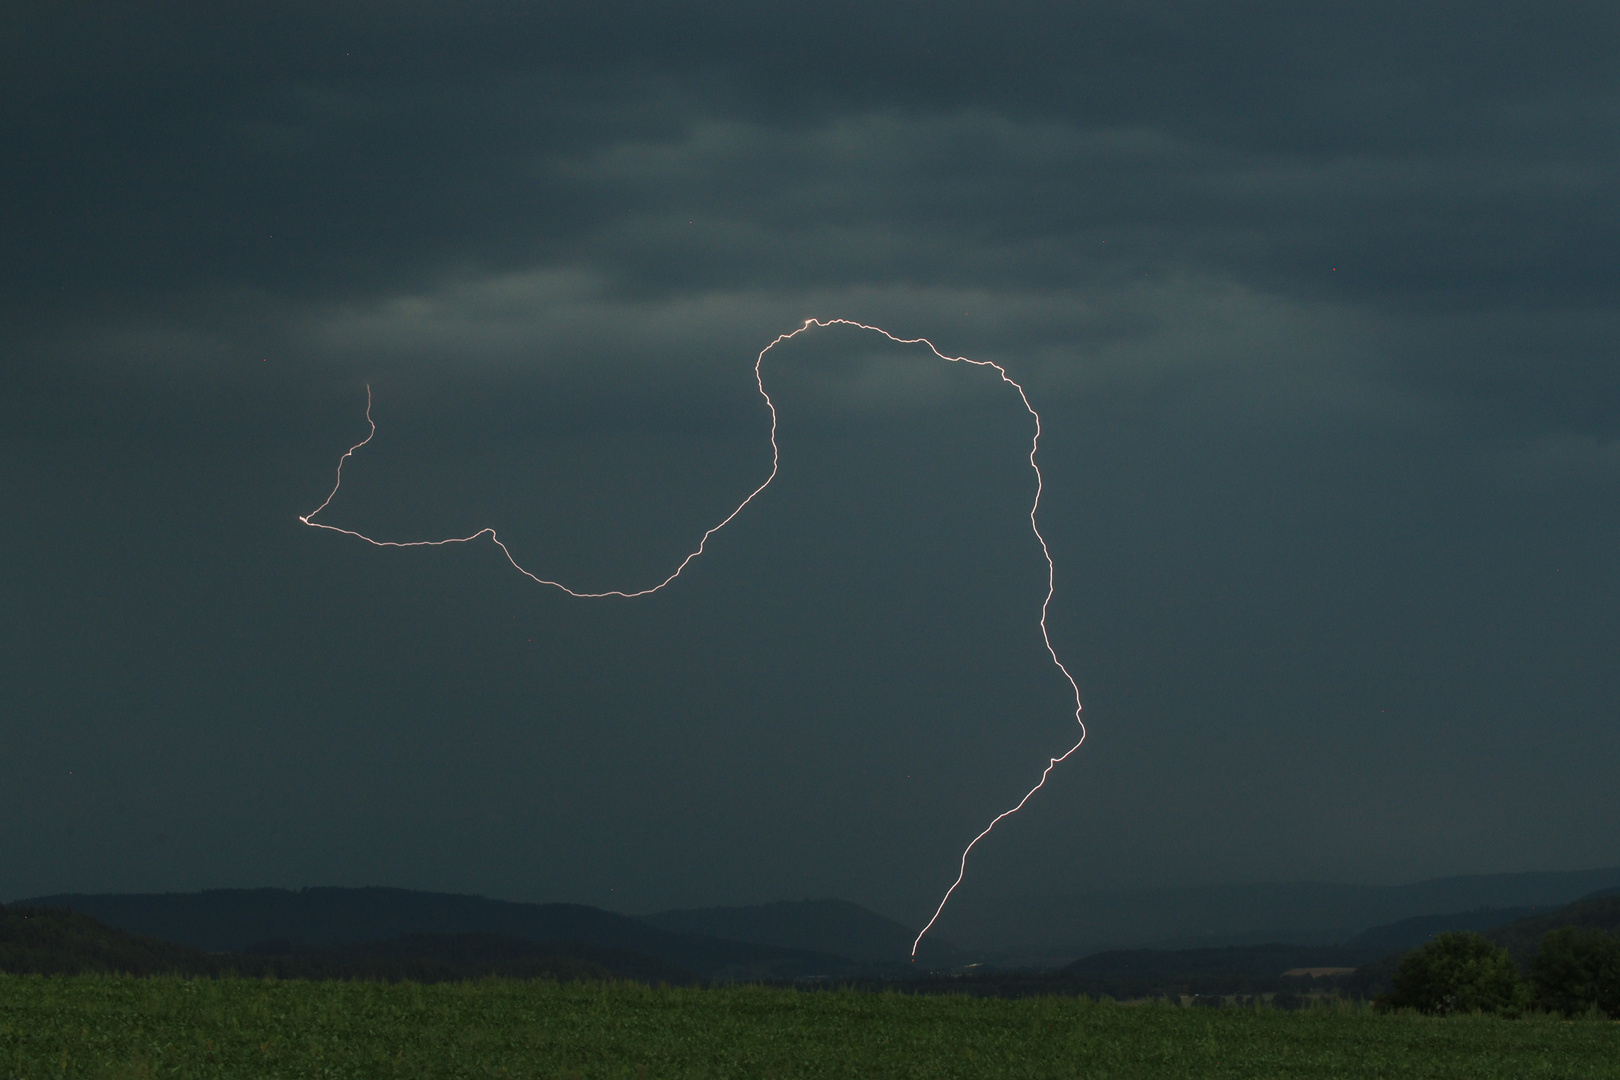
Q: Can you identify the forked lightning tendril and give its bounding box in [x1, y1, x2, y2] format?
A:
[300, 318, 1086, 955]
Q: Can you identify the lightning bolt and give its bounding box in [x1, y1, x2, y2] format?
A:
[300, 317, 1086, 955]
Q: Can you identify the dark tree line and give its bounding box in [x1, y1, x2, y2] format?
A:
[1379, 930, 1620, 1018]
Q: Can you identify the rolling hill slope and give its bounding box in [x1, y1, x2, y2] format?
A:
[1, 903, 685, 983]
[1488, 892, 1620, 961]
[15, 888, 856, 980]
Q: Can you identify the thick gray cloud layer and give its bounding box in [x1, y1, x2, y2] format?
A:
[3, 2, 1617, 937]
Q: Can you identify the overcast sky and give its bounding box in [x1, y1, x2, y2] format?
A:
[4, 2, 1618, 937]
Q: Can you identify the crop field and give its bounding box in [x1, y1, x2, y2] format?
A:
[1, 974, 1616, 1079]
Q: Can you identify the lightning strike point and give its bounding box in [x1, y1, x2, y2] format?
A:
[300, 318, 1086, 955]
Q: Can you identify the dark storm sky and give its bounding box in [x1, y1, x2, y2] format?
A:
[4, 2, 1618, 935]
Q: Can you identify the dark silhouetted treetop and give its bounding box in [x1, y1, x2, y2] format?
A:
[1529, 926, 1620, 1019]
[1378, 933, 1527, 1017]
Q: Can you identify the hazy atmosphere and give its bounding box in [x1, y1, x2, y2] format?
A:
[4, 2, 1618, 946]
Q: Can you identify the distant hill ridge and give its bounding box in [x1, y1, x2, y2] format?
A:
[19, 875, 1618, 983]
[0, 904, 224, 977]
[935, 866, 1620, 957]
[0, 902, 691, 983]
[12, 887, 872, 981]
[10, 888, 1618, 999]
[1342, 907, 1540, 953]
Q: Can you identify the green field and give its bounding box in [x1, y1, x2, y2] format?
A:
[2, 975, 1616, 1079]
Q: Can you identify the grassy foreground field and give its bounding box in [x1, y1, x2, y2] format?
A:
[1, 975, 1616, 1079]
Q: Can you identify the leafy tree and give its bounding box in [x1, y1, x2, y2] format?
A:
[1379, 932, 1525, 1016]
[1529, 927, 1620, 1018]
